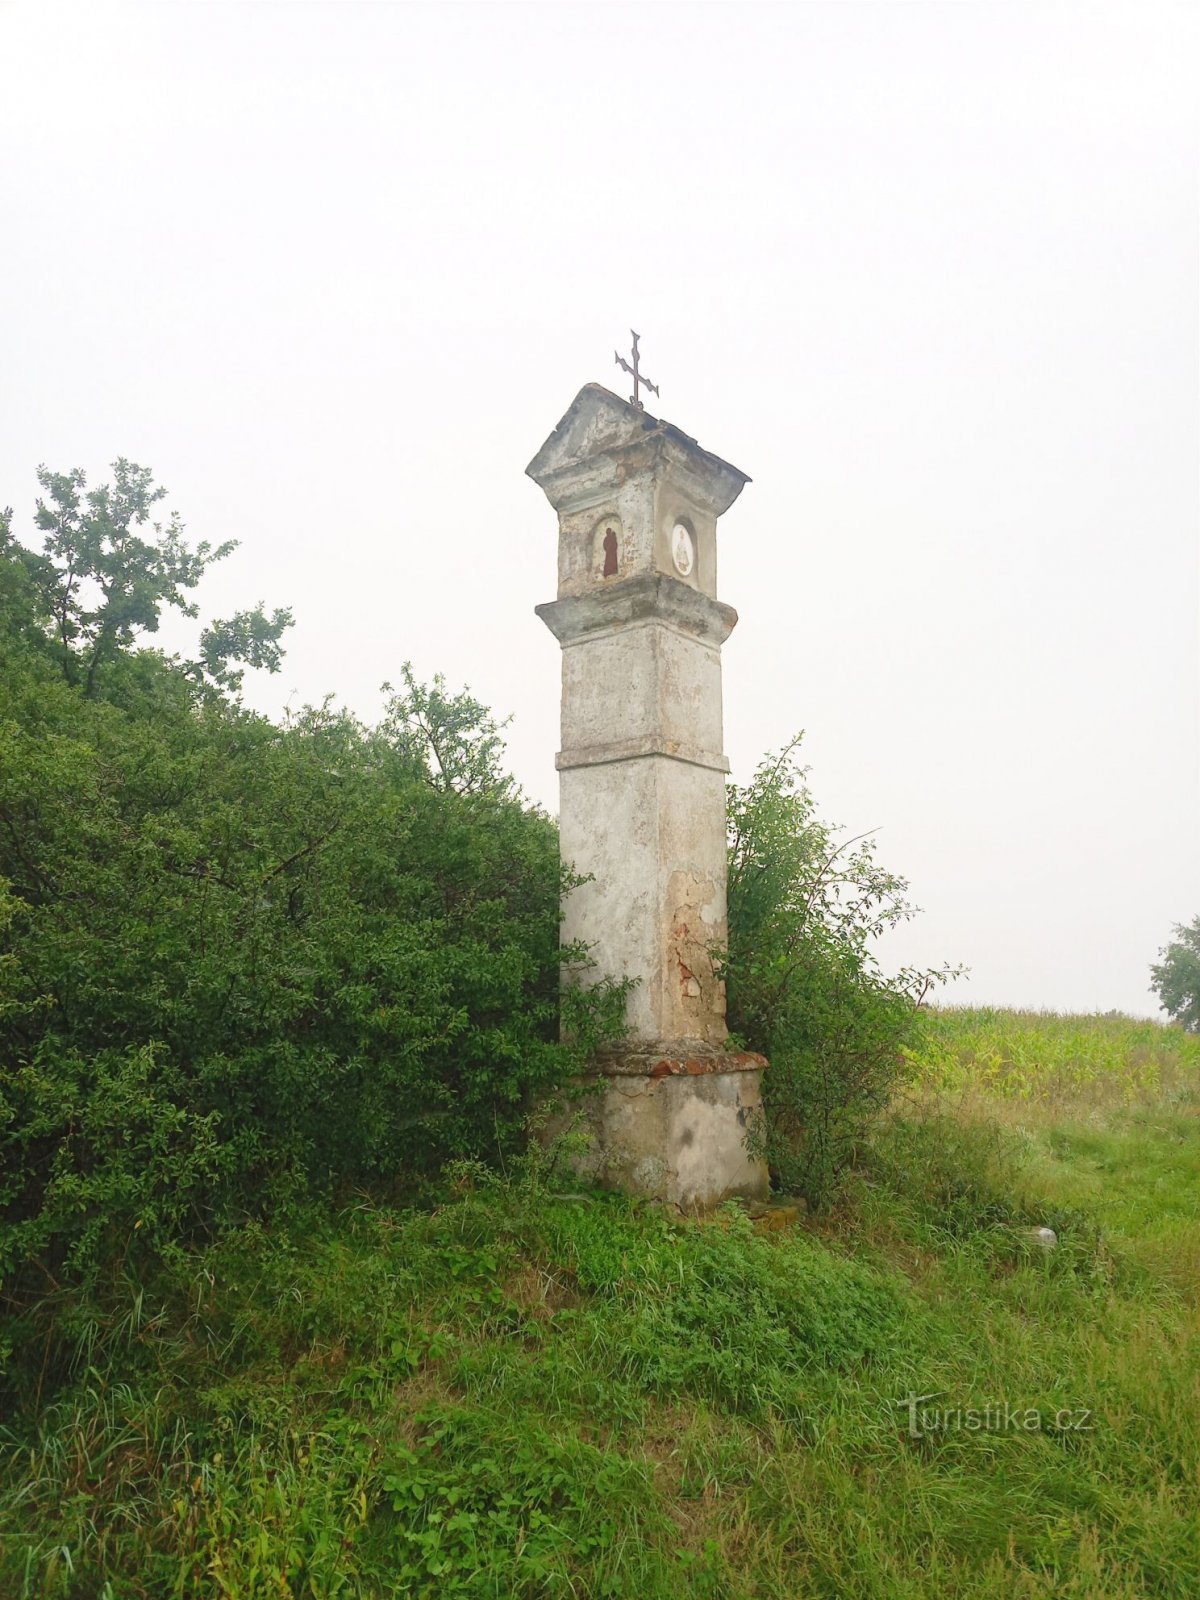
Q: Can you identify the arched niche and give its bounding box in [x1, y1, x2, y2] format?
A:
[593, 514, 622, 579]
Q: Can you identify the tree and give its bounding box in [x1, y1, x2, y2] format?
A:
[21, 458, 291, 695]
[1151, 918, 1200, 1033]
[0, 508, 55, 663]
[378, 662, 515, 797]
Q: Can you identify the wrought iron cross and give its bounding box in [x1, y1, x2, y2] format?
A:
[614, 330, 659, 410]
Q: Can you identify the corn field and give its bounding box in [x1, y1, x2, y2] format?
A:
[907, 1006, 1200, 1104]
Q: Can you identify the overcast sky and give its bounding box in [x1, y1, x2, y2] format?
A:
[2, 1, 1196, 1017]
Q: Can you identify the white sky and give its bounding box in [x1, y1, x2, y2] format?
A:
[1, 1, 1196, 1017]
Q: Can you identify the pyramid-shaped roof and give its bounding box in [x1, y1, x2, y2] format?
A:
[526, 384, 750, 516]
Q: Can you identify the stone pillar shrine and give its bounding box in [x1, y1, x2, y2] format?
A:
[529, 379, 768, 1210]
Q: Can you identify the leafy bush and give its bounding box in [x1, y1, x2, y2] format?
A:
[0, 663, 624, 1305]
[0, 482, 625, 1361]
[0, 1042, 228, 1287]
[725, 738, 956, 1208]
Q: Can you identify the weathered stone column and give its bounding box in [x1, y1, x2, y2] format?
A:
[529, 383, 768, 1209]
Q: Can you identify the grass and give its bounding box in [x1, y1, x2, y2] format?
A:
[2, 1009, 1199, 1597]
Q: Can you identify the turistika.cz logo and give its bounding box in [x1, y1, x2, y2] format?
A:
[897, 1392, 1095, 1439]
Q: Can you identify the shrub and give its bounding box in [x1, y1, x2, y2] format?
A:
[0, 621, 624, 1356]
[725, 738, 957, 1208]
[0, 1043, 227, 1307]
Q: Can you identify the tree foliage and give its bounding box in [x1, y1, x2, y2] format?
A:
[0, 662, 611, 1302]
[726, 737, 959, 1208]
[0, 470, 624, 1368]
[379, 663, 515, 797]
[13, 459, 291, 696]
[1151, 918, 1200, 1033]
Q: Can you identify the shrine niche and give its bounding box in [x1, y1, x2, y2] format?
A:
[593, 515, 621, 579]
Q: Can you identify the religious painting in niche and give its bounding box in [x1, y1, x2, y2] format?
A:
[671, 522, 695, 577]
[593, 515, 621, 579]
[603, 527, 618, 577]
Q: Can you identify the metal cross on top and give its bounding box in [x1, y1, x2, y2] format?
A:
[614, 330, 659, 410]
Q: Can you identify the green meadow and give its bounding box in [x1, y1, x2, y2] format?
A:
[3, 1007, 1198, 1598]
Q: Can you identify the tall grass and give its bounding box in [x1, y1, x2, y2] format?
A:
[2, 1012, 1198, 1597]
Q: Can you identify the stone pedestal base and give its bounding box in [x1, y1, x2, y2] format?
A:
[550, 1043, 768, 1211]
